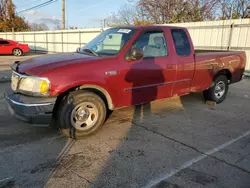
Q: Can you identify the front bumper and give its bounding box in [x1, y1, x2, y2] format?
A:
[4, 88, 57, 124]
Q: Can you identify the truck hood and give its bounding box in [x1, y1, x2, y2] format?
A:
[17, 53, 99, 75]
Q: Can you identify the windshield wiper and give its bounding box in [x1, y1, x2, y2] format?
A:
[82, 49, 100, 57]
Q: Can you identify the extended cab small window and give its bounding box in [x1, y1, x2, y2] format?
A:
[133, 31, 168, 58]
[171, 29, 191, 56]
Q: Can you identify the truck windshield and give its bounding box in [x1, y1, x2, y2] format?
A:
[79, 28, 136, 56]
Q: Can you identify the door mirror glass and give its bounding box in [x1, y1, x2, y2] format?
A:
[130, 48, 144, 61]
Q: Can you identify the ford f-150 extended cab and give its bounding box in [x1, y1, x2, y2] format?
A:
[5, 26, 246, 139]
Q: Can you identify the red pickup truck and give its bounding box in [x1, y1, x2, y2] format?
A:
[5, 26, 246, 139]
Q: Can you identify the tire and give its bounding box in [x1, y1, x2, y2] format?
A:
[57, 90, 107, 139]
[12, 48, 23, 56]
[203, 75, 229, 104]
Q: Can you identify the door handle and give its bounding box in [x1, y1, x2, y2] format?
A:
[166, 64, 175, 69]
[105, 71, 118, 76]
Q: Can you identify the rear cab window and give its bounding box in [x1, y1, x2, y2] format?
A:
[132, 30, 168, 58]
[171, 29, 191, 56]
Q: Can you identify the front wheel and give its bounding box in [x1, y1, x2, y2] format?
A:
[57, 91, 107, 139]
[203, 75, 229, 104]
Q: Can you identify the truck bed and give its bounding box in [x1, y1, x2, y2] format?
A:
[195, 49, 244, 56]
[191, 49, 246, 92]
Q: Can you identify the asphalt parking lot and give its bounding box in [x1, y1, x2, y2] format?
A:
[0, 55, 250, 188]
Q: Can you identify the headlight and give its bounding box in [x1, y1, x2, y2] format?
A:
[18, 77, 50, 96]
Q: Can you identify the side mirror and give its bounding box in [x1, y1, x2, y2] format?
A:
[130, 48, 144, 61]
[76, 47, 80, 52]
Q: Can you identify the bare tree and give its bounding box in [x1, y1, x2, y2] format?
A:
[219, 0, 250, 19]
[106, 3, 136, 26]
[137, 0, 219, 24]
[105, 0, 249, 27]
[54, 20, 61, 30]
[30, 23, 49, 31]
[133, 5, 152, 25]
[245, 4, 250, 17]
[68, 26, 78, 29]
[186, 0, 219, 21]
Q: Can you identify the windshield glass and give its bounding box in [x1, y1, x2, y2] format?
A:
[79, 28, 136, 56]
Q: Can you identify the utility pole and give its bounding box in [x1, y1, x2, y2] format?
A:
[100, 20, 103, 31]
[62, 0, 65, 30]
[103, 19, 106, 28]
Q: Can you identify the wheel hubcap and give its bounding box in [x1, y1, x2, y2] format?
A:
[14, 49, 21, 56]
[70, 102, 98, 131]
[214, 81, 225, 99]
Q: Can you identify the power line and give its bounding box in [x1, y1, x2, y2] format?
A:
[17, 0, 57, 14]
[17, 0, 58, 14]
[77, 0, 111, 12]
[16, 0, 44, 9]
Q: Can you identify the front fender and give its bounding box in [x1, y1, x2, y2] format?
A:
[51, 77, 115, 110]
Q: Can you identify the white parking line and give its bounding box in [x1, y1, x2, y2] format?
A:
[0, 177, 13, 186]
[144, 130, 250, 188]
[0, 177, 12, 183]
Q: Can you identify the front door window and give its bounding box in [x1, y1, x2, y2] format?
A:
[132, 31, 168, 58]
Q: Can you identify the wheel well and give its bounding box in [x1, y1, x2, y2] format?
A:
[81, 88, 109, 109]
[215, 69, 232, 82]
[13, 48, 22, 52]
[12, 48, 23, 55]
[53, 86, 113, 117]
[52, 86, 78, 118]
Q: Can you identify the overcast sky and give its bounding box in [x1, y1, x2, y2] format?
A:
[13, 0, 128, 29]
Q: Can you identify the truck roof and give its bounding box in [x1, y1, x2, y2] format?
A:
[114, 25, 186, 30]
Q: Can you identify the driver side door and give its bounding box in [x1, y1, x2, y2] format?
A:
[120, 29, 177, 106]
[0, 40, 12, 54]
[0, 40, 8, 54]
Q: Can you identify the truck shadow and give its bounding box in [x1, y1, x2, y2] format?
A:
[89, 58, 212, 187]
[89, 74, 250, 187]
[90, 95, 206, 188]
[89, 57, 184, 187]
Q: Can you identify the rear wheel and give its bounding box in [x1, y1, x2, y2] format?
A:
[57, 91, 107, 139]
[203, 75, 229, 104]
[12, 48, 23, 56]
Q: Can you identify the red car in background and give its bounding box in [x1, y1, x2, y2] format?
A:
[0, 39, 30, 56]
